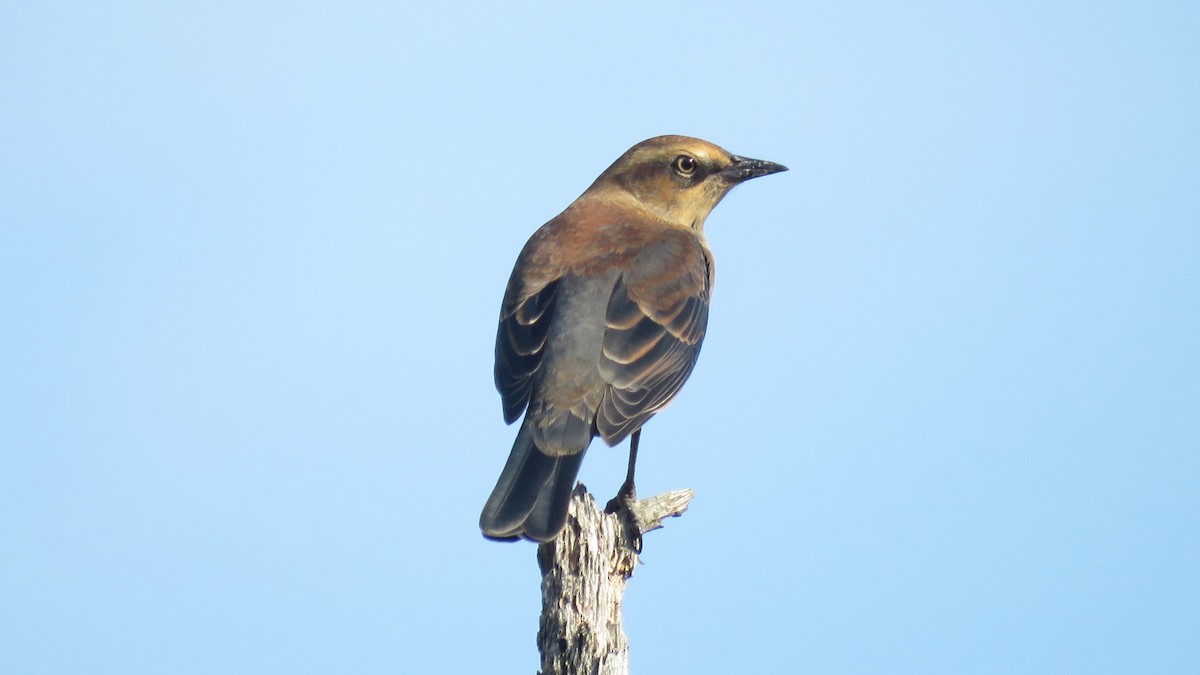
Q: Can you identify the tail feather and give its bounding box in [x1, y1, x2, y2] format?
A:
[480, 424, 586, 542]
[522, 452, 585, 541]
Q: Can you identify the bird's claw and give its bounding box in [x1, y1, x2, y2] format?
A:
[605, 480, 643, 553]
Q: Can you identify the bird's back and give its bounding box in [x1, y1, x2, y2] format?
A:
[523, 268, 622, 457]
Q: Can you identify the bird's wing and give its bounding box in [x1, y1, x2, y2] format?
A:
[595, 236, 711, 444]
[495, 276, 559, 425]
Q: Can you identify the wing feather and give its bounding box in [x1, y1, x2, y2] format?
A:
[495, 281, 558, 424]
[596, 265, 709, 444]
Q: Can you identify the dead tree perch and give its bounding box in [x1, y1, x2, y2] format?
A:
[535, 483, 695, 675]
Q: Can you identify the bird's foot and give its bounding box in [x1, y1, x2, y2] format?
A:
[605, 479, 643, 553]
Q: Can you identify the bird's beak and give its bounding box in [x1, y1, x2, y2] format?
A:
[720, 155, 789, 183]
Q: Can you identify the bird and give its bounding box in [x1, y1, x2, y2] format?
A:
[480, 135, 786, 542]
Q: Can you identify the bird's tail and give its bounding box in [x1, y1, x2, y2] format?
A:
[479, 423, 585, 542]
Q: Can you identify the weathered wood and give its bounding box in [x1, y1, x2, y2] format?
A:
[536, 484, 694, 675]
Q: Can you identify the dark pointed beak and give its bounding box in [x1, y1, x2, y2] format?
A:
[720, 154, 788, 183]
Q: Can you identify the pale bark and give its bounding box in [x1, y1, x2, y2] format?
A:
[535, 484, 694, 675]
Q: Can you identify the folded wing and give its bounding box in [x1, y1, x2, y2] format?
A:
[596, 242, 711, 444]
[494, 280, 558, 424]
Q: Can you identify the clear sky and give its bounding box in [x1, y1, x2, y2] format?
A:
[2, 2, 1197, 673]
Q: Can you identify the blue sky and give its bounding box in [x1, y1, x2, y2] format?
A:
[2, 1, 1197, 673]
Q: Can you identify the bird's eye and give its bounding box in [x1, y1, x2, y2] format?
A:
[672, 155, 697, 177]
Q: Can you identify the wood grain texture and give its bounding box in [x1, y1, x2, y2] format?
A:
[535, 484, 694, 675]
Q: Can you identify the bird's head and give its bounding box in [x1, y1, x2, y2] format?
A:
[588, 135, 787, 230]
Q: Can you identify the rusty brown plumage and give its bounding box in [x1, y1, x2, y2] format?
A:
[481, 135, 786, 541]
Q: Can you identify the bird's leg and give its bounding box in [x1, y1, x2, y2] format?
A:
[620, 428, 639, 501]
[606, 429, 640, 511]
[604, 430, 644, 552]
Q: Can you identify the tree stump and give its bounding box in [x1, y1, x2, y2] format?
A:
[535, 483, 694, 675]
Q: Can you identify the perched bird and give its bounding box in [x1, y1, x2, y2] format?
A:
[480, 135, 786, 542]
